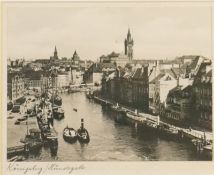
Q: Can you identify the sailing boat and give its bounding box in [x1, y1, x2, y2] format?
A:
[50, 69, 62, 107]
[77, 118, 90, 143]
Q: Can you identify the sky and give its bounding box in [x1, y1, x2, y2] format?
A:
[6, 5, 212, 61]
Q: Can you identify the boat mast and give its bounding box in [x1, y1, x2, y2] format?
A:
[26, 121, 29, 135]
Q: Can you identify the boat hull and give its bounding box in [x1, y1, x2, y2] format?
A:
[7, 102, 13, 111]
[53, 111, 64, 120]
[77, 129, 90, 143]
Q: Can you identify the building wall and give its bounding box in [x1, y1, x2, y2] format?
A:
[93, 73, 103, 85]
[193, 82, 212, 130]
[101, 66, 149, 112]
[159, 64, 179, 70]
[57, 73, 69, 87]
[164, 89, 193, 126]
[8, 75, 25, 101]
[159, 79, 177, 104]
[149, 83, 156, 113]
[25, 79, 43, 88]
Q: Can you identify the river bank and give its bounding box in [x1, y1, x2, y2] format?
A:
[93, 94, 213, 160]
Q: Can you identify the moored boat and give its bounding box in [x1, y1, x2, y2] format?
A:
[77, 119, 90, 143]
[63, 127, 78, 143]
[51, 95, 62, 106]
[15, 115, 28, 125]
[7, 101, 13, 111]
[53, 106, 64, 120]
[15, 97, 26, 105]
[20, 128, 43, 152]
[157, 123, 179, 140]
[48, 137, 58, 156]
[111, 104, 126, 124]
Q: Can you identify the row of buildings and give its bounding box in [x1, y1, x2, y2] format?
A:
[7, 47, 94, 102]
[100, 55, 212, 130]
[7, 29, 212, 131]
[82, 29, 212, 130]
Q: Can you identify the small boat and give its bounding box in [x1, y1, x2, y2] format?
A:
[53, 106, 64, 120]
[203, 144, 212, 160]
[7, 116, 14, 119]
[14, 115, 28, 125]
[7, 101, 13, 111]
[15, 97, 26, 105]
[63, 127, 78, 143]
[11, 105, 21, 113]
[77, 119, 90, 143]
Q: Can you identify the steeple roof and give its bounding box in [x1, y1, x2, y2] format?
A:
[54, 46, 57, 53]
[72, 50, 80, 61]
[127, 28, 131, 38]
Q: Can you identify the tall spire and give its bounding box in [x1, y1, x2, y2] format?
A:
[128, 28, 131, 36]
[124, 28, 134, 60]
[54, 46, 57, 53]
[54, 46, 58, 59]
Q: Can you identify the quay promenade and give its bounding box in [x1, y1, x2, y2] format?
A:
[93, 95, 213, 142]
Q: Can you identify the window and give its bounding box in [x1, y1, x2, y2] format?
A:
[204, 113, 207, 120]
[200, 113, 203, 119]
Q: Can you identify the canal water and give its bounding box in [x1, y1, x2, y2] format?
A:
[27, 92, 202, 161]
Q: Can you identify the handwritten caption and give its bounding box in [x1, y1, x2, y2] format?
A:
[7, 162, 85, 175]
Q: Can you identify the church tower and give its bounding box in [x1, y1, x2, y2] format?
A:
[124, 28, 134, 60]
[54, 46, 58, 59]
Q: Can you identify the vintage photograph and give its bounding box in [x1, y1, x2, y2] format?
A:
[5, 3, 212, 162]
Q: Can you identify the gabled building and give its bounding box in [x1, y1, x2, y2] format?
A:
[164, 85, 193, 126]
[101, 65, 149, 112]
[192, 62, 212, 130]
[149, 69, 178, 115]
